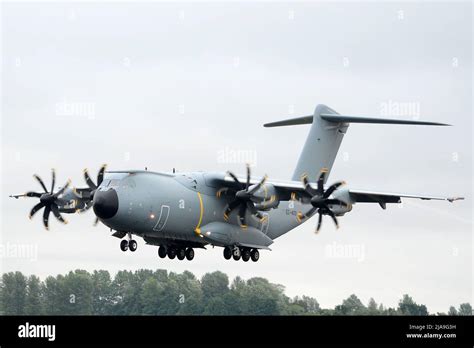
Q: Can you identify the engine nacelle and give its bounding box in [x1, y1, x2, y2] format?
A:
[329, 187, 353, 216]
[328, 202, 353, 216]
[250, 183, 279, 210]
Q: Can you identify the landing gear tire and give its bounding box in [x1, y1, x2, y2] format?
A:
[242, 249, 251, 262]
[223, 247, 232, 260]
[129, 240, 137, 252]
[158, 246, 167, 258]
[233, 247, 241, 261]
[120, 240, 129, 252]
[177, 248, 186, 260]
[167, 248, 176, 259]
[185, 248, 194, 261]
[250, 249, 259, 262]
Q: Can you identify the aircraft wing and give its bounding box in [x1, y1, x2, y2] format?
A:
[219, 174, 463, 206]
[346, 189, 464, 209]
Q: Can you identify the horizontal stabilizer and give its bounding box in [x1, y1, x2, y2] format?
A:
[264, 115, 313, 127]
[264, 115, 450, 127]
[320, 114, 450, 126]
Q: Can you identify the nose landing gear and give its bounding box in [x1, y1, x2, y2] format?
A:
[120, 233, 137, 252]
[120, 239, 129, 252]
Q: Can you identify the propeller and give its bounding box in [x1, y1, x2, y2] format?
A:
[26, 169, 70, 230]
[217, 164, 269, 228]
[76, 164, 107, 225]
[74, 164, 107, 209]
[296, 169, 347, 233]
[83, 164, 107, 192]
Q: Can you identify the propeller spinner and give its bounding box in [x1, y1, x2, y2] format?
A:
[217, 164, 270, 228]
[296, 169, 347, 233]
[26, 169, 70, 230]
[77, 164, 107, 225]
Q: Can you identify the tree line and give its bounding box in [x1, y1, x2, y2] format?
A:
[0, 270, 471, 316]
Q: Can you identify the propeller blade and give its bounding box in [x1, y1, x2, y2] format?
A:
[84, 169, 97, 190]
[316, 212, 323, 233]
[326, 209, 339, 229]
[302, 175, 317, 196]
[78, 202, 93, 213]
[237, 202, 247, 227]
[54, 180, 71, 197]
[324, 199, 348, 207]
[248, 175, 268, 195]
[227, 171, 241, 186]
[29, 202, 45, 219]
[223, 200, 240, 220]
[97, 164, 107, 186]
[42, 205, 51, 230]
[33, 174, 48, 193]
[317, 170, 327, 196]
[94, 217, 99, 226]
[51, 204, 67, 224]
[303, 206, 318, 219]
[51, 169, 56, 194]
[26, 192, 42, 198]
[323, 181, 345, 198]
[246, 163, 250, 190]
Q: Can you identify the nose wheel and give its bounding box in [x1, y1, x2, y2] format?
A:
[120, 239, 129, 252]
[128, 240, 137, 252]
[120, 233, 137, 252]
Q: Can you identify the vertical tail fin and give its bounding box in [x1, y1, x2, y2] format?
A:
[264, 104, 346, 182]
[264, 104, 449, 183]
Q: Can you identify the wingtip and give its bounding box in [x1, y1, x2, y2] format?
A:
[447, 197, 464, 202]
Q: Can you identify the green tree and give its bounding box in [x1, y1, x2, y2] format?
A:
[458, 303, 472, 316]
[335, 294, 366, 315]
[397, 295, 428, 316]
[43, 275, 65, 314]
[175, 271, 203, 315]
[367, 298, 378, 315]
[289, 296, 320, 315]
[201, 271, 229, 298]
[111, 270, 154, 315]
[448, 306, 458, 316]
[0, 272, 27, 314]
[236, 277, 283, 315]
[140, 277, 163, 315]
[25, 275, 43, 314]
[91, 270, 113, 315]
[62, 270, 94, 314]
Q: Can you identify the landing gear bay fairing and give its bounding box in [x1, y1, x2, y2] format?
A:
[10, 105, 463, 262]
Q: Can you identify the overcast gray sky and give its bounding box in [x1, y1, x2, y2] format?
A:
[1, 1, 472, 313]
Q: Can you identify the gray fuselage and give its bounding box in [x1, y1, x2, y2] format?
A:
[95, 171, 306, 248]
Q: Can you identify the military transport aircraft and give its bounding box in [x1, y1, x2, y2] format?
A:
[10, 104, 463, 262]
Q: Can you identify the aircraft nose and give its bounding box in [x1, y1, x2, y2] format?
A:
[93, 188, 119, 219]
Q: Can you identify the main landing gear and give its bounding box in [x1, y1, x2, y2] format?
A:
[120, 233, 137, 252]
[158, 245, 194, 261]
[223, 246, 259, 262]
